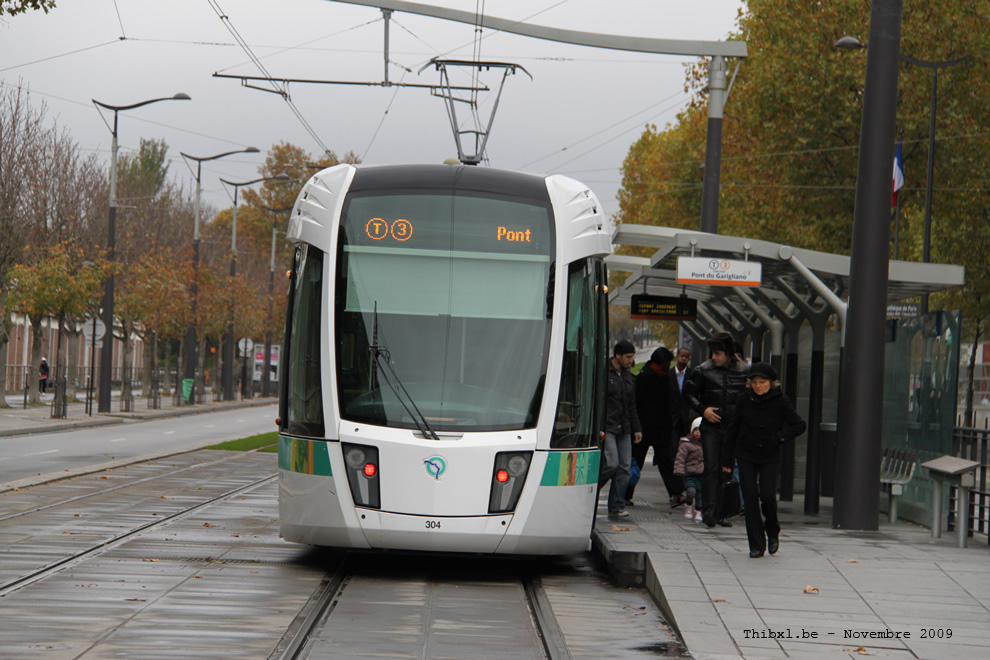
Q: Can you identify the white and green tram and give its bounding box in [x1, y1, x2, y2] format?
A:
[277, 163, 611, 554]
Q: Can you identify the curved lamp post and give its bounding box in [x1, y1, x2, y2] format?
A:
[178, 147, 260, 403]
[836, 36, 970, 314]
[91, 93, 190, 413]
[218, 174, 290, 401]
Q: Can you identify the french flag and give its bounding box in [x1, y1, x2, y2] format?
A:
[892, 141, 904, 207]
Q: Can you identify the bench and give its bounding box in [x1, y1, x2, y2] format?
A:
[880, 448, 918, 523]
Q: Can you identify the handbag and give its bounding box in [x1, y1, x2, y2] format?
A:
[714, 475, 742, 520]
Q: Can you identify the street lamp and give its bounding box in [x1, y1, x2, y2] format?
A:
[218, 174, 290, 401]
[91, 93, 190, 413]
[179, 147, 260, 404]
[835, 36, 970, 314]
[258, 204, 292, 398]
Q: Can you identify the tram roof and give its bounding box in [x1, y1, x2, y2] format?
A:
[606, 224, 964, 312]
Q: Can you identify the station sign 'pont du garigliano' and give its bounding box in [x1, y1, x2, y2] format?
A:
[676, 256, 762, 287]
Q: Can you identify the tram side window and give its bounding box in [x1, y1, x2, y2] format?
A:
[551, 261, 597, 448]
[285, 246, 325, 437]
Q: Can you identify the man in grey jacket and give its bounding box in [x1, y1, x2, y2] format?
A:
[599, 340, 642, 519]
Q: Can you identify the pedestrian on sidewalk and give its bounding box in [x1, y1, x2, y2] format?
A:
[724, 362, 806, 558]
[629, 346, 684, 506]
[674, 417, 705, 522]
[39, 358, 49, 394]
[599, 340, 642, 520]
[684, 332, 749, 528]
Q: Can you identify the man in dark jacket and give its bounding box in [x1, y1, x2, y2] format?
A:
[599, 340, 642, 519]
[630, 346, 683, 505]
[669, 347, 694, 438]
[683, 332, 749, 527]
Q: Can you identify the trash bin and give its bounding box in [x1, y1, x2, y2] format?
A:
[182, 378, 194, 403]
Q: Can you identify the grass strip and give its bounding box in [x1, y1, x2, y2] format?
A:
[207, 431, 279, 452]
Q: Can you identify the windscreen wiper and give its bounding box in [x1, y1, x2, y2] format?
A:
[369, 303, 440, 440]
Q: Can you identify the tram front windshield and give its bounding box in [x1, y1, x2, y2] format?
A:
[335, 192, 553, 432]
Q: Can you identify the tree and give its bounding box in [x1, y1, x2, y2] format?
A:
[6, 242, 107, 406]
[618, 0, 989, 382]
[1, 84, 106, 405]
[115, 248, 189, 402]
[0, 0, 56, 16]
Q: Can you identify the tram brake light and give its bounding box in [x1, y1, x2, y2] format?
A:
[341, 442, 381, 509]
[489, 451, 532, 514]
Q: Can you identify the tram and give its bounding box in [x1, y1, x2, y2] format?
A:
[277, 163, 611, 554]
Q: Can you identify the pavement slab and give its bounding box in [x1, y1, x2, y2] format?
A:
[593, 460, 990, 659]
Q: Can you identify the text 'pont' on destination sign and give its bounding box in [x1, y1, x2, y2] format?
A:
[676, 256, 762, 287]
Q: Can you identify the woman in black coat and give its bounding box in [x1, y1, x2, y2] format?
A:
[630, 347, 683, 504]
[724, 362, 806, 558]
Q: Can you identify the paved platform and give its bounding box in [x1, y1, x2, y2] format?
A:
[592, 461, 990, 659]
[0, 391, 276, 437]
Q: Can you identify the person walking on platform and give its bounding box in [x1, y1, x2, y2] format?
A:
[674, 417, 705, 522]
[725, 362, 806, 558]
[629, 346, 683, 506]
[683, 332, 749, 528]
[599, 340, 642, 520]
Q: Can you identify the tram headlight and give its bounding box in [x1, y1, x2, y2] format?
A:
[507, 454, 529, 477]
[489, 451, 532, 514]
[345, 446, 366, 469]
[341, 442, 380, 509]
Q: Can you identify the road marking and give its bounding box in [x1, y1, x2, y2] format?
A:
[110, 438, 128, 443]
[25, 449, 59, 456]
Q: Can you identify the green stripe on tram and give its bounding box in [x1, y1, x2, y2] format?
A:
[278, 436, 333, 476]
[540, 450, 600, 486]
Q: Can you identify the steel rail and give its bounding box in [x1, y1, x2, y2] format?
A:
[0, 474, 277, 597]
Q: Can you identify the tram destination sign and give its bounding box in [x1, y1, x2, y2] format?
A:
[630, 295, 697, 321]
[676, 256, 762, 286]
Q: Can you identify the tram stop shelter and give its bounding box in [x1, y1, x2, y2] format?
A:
[605, 223, 965, 517]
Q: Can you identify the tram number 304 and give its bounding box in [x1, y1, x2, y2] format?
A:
[425, 520, 441, 529]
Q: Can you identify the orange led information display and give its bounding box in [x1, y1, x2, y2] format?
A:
[496, 226, 532, 242]
[630, 295, 697, 321]
[366, 217, 413, 241]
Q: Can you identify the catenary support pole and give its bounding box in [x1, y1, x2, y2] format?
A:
[834, 0, 902, 531]
[700, 56, 727, 234]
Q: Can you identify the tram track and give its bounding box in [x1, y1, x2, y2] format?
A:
[0, 450, 262, 524]
[270, 555, 573, 660]
[0, 473, 276, 597]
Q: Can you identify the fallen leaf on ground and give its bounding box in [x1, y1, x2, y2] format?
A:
[98, 476, 109, 480]
[804, 585, 819, 594]
[842, 646, 870, 655]
[142, 558, 160, 563]
[712, 599, 727, 603]
[846, 559, 858, 563]
[202, 523, 215, 527]
[160, 495, 175, 499]
[193, 575, 203, 579]
[124, 598, 147, 602]
[610, 525, 632, 531]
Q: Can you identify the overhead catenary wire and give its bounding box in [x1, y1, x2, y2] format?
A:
[206, 0, 331, 155]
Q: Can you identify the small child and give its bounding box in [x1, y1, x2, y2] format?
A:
[674, 417, 704, 522]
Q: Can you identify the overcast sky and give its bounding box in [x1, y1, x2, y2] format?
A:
[1, 0, 743, 218]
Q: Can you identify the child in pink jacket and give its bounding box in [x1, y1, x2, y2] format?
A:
[674, 417, 704, 521]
